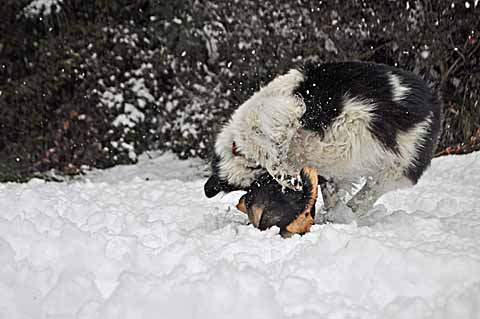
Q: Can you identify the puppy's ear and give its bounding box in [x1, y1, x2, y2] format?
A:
[282, 166, 318, 236]
[300, 166, 318, 204]
[204, 175, 222, 198]
[300, 166, 318, 221]
[236, 194, 248, 214]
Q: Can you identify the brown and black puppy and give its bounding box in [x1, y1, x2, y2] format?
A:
[236, 167, 318, 237]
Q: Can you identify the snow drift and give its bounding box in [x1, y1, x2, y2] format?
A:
[0, 152, 479, 318]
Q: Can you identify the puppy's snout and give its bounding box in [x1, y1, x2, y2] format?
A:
[236, 195, 248, 214]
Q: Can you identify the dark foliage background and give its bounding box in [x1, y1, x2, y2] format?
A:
[0, 0, 479, 182]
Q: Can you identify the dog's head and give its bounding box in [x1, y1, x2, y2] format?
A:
[235, 167, 318, 237]
[204, 124, 266, 198]
[204, 69, 308, 198]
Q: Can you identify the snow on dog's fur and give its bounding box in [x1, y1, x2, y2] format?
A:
[205, 61, 441, 214]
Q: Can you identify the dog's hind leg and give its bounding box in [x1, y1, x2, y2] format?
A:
[315, 178, 339, 223]
[347, 172, 413, 215]
[316, 178, 359, 223]
[346, 179, 381, 215]
[319, 179, 338, 211]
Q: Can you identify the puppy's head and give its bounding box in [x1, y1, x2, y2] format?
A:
[236, 167, 318, 237]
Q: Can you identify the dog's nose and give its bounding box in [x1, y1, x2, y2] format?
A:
[204, 175, 222, 198]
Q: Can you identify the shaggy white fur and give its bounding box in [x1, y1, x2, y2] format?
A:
[215, 69, 306, 187]
[288, 97, 433, 180]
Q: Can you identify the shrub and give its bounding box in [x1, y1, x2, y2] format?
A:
[0, 0, 478, 181]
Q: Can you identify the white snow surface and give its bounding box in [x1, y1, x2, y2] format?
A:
[1, 151, 480, 318]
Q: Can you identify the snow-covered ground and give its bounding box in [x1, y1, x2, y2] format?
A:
[1, 151, 479, 319]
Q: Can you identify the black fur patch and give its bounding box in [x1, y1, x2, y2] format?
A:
[294, 62, 347, 137]
[295, 61, 441, 183]
[403, 93, 442, 183]
[370, 67, 440, 155]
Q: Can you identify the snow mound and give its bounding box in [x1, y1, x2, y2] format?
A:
[1, 152, 479, 318]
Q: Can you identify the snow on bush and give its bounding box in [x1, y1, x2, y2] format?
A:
[1, 0, 479, 181]
[23, 0, 62, 17]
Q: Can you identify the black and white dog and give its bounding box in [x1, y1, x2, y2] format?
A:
[205, 61, 441, 214]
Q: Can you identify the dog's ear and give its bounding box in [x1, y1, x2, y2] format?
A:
[300, 167, 318, 203]
[281, 166, 318, 237]
[204, 175, 222, 198]
[300, 166, 318, 221]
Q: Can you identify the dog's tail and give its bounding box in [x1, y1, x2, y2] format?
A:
[300, 166, 318, 213]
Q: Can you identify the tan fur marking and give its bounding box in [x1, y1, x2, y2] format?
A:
[286, 211, 314, 234]
[236, 195, 248, 214]
[301, 166, 318, 213]
[285, 166, 318, 235]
